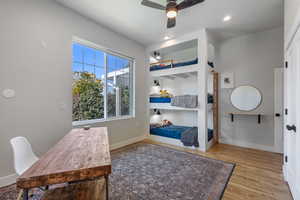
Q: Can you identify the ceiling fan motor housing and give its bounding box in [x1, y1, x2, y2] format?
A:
[166, 0, 177, 9]
[166, 0, 178, 17]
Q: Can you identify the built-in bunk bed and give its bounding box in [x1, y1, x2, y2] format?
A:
[147, 34, 219, 151]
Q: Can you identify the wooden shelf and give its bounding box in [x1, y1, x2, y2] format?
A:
[227, 112, 263, 124]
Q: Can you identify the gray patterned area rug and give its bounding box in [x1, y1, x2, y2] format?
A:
[0, 143, 234, 200]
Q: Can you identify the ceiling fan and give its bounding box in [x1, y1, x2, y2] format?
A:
[141, 0, 205, 28]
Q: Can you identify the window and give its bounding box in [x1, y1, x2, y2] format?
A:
[72, 40, 134, 124]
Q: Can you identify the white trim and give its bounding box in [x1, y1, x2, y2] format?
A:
[71, 36, 136, 126]
[207, 138, 216, 150]
[0, 174, 18, 187]
[283, 164, 288, 181]
[287, 167, 300, 200]
[199, 30, 208, 152]
[109, 135, 147, 150]
[150, 103, 199, 111]
[104, 52, 108, 119]
[274, 68, 284, 153]
[296, 187, 300, 200]
[131, 59, 136, 118]
[148, 135, 198, 150]
[150, 64, 200, 77]
[72, 115, 135, 127]
[220, 138, 277, 153]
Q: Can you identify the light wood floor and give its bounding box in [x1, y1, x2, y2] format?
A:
[143, 139, 293, 200]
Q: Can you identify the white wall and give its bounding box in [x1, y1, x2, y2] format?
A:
[216, 27, 284, 152]
[159, 76, 198, 96]
[0, 0, 147, 181]
[285, 0, 300, 41]
[161, 47, 197, 62]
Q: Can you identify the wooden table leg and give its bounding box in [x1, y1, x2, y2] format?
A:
[105, 175, 109, 200]
[23, 189, 28, 200]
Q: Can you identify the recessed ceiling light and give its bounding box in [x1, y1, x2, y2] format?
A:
[164, 36, 171, 40]
[223, 15, 232, 22]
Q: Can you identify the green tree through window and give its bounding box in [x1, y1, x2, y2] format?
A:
[72, 72, 104, 121]
[72, 42, 133, 123]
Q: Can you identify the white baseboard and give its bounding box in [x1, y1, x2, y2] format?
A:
[109, 134, 147, 150]
[220, 138, 277, 153]
[283, 164, 287, 182]
[0, 173, 18, 187]
[296, 187, 300, 200]
[285, 166, 300, 200]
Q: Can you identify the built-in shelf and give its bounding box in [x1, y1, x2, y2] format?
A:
[150, 103, 199, 111]
[150, 64, 200, 78]
[150, 64, 214, 80]
[227, 112, 263, 124]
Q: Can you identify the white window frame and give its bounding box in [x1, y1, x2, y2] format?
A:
[72, 37, 135, 126]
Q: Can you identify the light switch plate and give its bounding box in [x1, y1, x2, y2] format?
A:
[2, 89, 16, 98]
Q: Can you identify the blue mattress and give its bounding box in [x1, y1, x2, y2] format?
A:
[150, 125, 191, 139]
[150, 97, 171, 103]
[150, 125, 214, 141]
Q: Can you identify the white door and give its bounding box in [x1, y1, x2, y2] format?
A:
[274, 68, 283, 153]
[284, 29, 300, 199]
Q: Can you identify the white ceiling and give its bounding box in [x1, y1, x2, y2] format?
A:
[56, 0, 283, 46]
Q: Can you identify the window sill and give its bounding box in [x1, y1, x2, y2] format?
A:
[72, 115, 135, 127]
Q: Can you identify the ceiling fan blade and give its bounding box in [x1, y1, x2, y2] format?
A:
[176, 0, 205, 10]
[167, 17, 176, 28]
[141, 0, 166, 10]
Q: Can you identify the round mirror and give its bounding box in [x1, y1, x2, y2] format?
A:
[230, 86, 262, 111]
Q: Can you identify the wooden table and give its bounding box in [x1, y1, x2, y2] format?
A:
[17, 127, 111, 200]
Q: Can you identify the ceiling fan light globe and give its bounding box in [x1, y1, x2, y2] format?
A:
[167, 9, 177, 18]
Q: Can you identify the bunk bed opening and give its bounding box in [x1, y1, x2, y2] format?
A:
[149, 39, 200, 72]
[149, 109, 214, 148]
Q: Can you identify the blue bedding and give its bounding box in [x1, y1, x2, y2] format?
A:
[150, 125, 214, 141]
[150, 95, 213, 104]
[150, 97, 171, 103]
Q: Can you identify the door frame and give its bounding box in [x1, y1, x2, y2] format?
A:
[274, 68, 283, 153]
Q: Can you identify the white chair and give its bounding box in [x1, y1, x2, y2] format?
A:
[10, 136, 39, 175]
